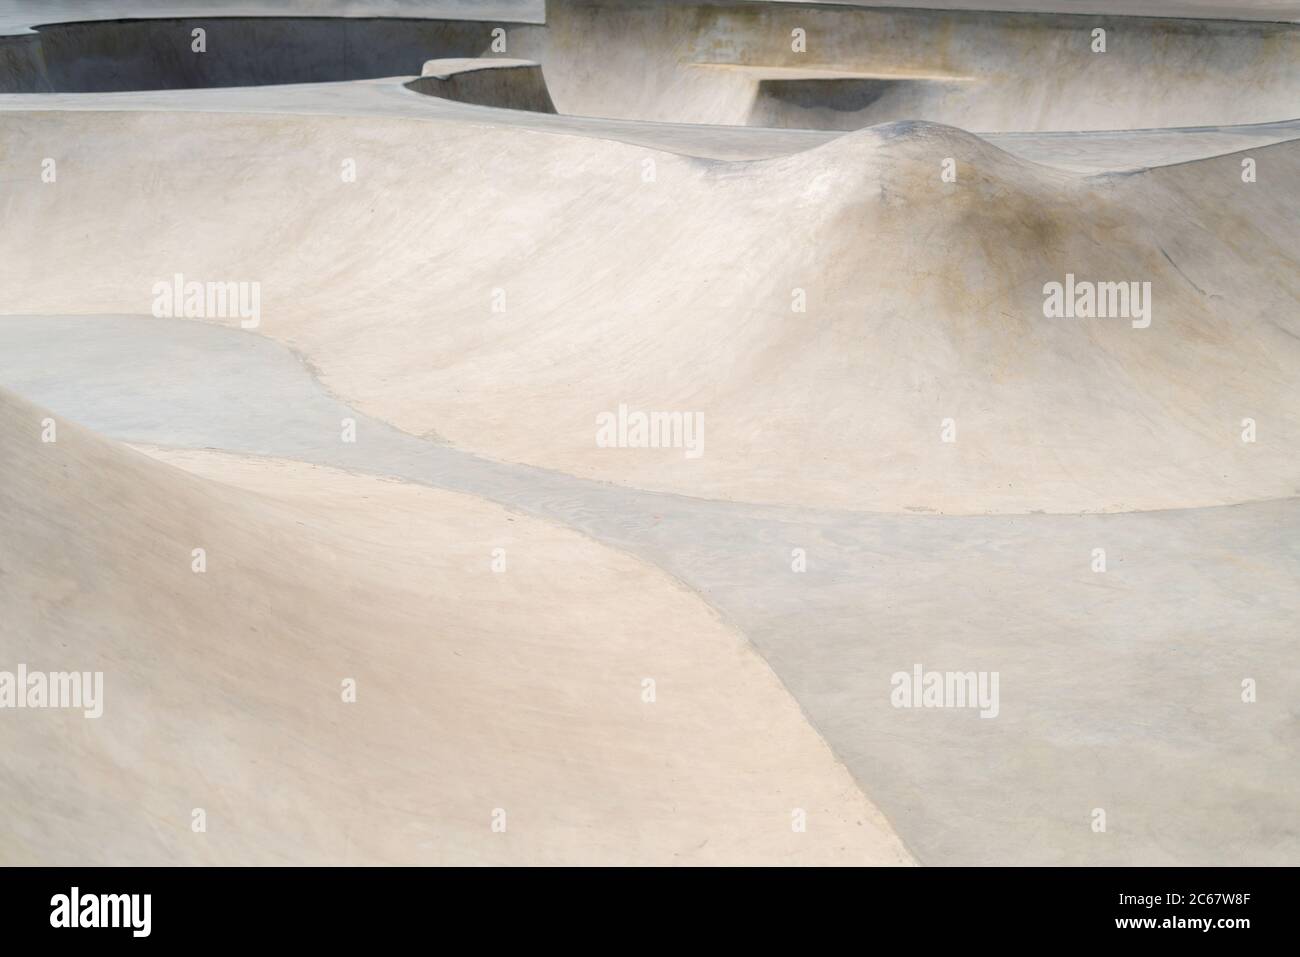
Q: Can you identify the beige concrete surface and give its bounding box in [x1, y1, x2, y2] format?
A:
[2, 109, 1295, 513]
[1, 313, 1294, 866]
[0, 0, 1295, 868]
[0, 387, 912, 865]
[4, 73, 1296, 169]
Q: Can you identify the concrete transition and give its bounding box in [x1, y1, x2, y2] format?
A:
[0, 0, 1296, 866]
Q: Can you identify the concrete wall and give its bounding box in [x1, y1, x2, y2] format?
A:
[1, 17, 546, 92]
[406, 59, 557, 112]
[531, 0, 1300, 130]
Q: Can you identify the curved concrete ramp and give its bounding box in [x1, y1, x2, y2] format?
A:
[2, 314, 1296, 866]
[3, 109, 1296, 513]
[0, 385, 913, 865]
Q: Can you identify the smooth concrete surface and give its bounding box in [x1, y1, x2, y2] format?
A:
[4, 379, 914, 866]
[1, 315, 1296, 865]
[0, 0, 1296, 866]
[2, 74, 1297, 168]
[4, 108, 1296, 513]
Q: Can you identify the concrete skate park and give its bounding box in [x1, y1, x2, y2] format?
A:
[0, 0, 1296, 866]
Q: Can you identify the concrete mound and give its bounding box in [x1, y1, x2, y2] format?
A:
[3, 109, 1295, 513]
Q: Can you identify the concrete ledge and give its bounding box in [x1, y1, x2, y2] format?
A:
[406, 56, 555, 112]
